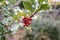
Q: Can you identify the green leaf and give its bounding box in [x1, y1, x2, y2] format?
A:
[40, 4, 50, 10]
[0, 0, 4, 2]
[8, 0, 17, 4]
[0, 23, 3, 31]
[13, 15, 19, 21]
[23, 2, 34, 12]
[37, 4, 50, 12]
[38, 0, 45, 4]
[2, 1, 7, 6]
[30, 0, 35, 4]
[1, 36, 5, 40]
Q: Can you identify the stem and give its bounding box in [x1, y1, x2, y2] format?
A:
[29, 0, 42, 18]
[30, 9, 37, 18]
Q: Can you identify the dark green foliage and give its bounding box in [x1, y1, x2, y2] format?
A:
[0, 21, 12, 40]
[19, 2, 24, 9]
[27, 19, 59, 40]
[0, 0, 4, 2]
[1, 36, 6, 40]
[40, 4, 50, 10]
[42, 25, 59, 40]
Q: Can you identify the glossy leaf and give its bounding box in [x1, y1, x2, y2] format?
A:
[8, 0, 17, 4]
[23, 2, 34, 12]
[30, 0, 35, 4]
[17, 11, 26, 16]
[17, 11, 22, 16]
[1, 36, 6, 40]
[0, 0, 4, 2]
[37, 4, 50, 12]
[40, 4, 50, 10]
[13, 15, 19, 21]
[2, 1, 6, 5]
[38, 0, 45, 4]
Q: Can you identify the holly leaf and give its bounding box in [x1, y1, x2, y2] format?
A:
[1, 36, 5, 40]
[30, 0, 35, 4]
[38, 0, 46, 4]
[17, 10, 26, 16]
[2, 1, 7, 5]
[13, 15, 19, 21]
[40, 4, 50, 10]
[37, 4, 50, 12]
[23, 2, 34, 12]
[8, 0, 17, 4]
[0, 0, 4, 2]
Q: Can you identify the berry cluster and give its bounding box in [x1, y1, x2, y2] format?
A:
[23, 17, 32, 26]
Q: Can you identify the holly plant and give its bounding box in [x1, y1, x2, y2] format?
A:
[0, 0, 50, 40]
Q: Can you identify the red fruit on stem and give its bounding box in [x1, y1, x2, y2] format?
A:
[22, 17, 32, 26]
[23, 17, 27, 21]
[24, 21, 30, 26]
[27, 18, 32, 21]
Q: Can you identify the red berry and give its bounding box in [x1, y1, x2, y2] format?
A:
[24, 21, 30, 26]
[23, 17, 27, 21]
[28, 18, 32, 21]
[22, 17, 32, 26]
